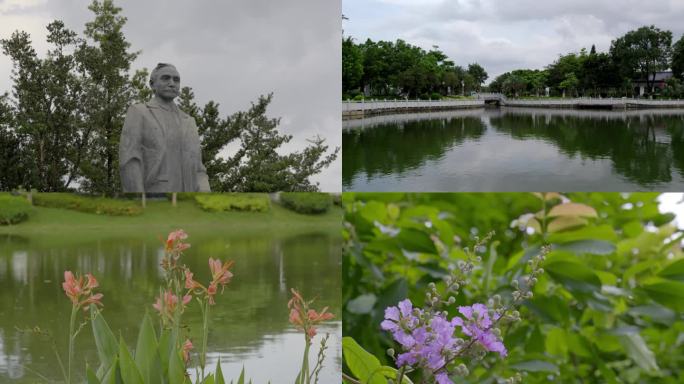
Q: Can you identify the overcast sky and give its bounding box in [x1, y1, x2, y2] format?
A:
[0, 0, 341, 191]
[343, 0, 684, 83]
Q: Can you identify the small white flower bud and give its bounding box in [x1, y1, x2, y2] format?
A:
[387, 348, 395, 357]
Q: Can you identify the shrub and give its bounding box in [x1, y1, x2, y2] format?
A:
[430, 92, 442, 100]
[194, 193, 270, 212]
[353, 94, 365, 101]
[0, 194, 33, 225]
[280, 193, 332, 214]
[32, 193, 142, 216]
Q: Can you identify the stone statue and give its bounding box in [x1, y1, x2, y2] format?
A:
[119, 63, 210, 193]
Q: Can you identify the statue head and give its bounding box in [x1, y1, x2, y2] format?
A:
[150, 63, 180, 101]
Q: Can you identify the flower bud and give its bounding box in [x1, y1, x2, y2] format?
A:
[387, 348, 395, 357]
[448, 296, 456, 304]
[538, 268, 544, 274]
[511, 280, 519, 288]
[476, 256, 482, 263]
[428, 282, 436, 290]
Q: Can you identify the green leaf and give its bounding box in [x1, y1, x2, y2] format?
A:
[371, 366, 414, 383]
[547, 224, 617, 243]
[547, 202, 597, 218]
[236, 366, 245, 384]
[342, 337, 385, 384]
[545, 259, 601, 294]
[168, 349, 187, 384]
[509, 360, 558, 373]
[347, 294, 377, 315]
[554, 239, 615, 255]
[215, 358, 225, 384]
[617, 333, 659, 373]
[87, 364, 101, 384]
[119, 336, 144, 384]
[101, 356, 121, 384]
[657, 258, 684, 282]
[640, 279, 684, 311]
[134, 312, 161, 384]
[91, 306, 119, 373]
[545, 327, 568, 359]
[547, 216, 587, 233]
[396, 228, 435, 254]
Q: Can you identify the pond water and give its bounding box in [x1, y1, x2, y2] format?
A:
[343, 107, 684, 191]
[0, 230, 341, 383]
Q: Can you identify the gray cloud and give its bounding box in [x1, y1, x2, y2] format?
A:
[344, 0, 684, 81]
[1, 0, 341, 191]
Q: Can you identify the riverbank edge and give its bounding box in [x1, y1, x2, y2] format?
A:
[342, 98, 684, 119]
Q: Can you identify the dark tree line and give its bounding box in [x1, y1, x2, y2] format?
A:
[490, 25, 684, 98]
[342, 37, 488, 99]
[0, 0, 337, 194]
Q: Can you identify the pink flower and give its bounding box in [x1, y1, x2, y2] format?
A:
[287, 288, 335, 342]
[164, 229, 191, 254]
[62, 271, 103, 310]
[152, 290, 191, 321]
[209, 258, 234, 286]
[182, 339, 193, 363]
[184, 269, 202, 290]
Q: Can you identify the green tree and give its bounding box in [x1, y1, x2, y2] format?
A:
[467, 63, 488, 91]
[672, 34, 684, 80]
[0, 94, 23, 190]
[75, 0, 139, 195]
[179, 90, 339, 192]
[342, 36, 364, 95]
[610, 25, 673, 94]
[559, 72, 579, 97]
[1, 21, 82, 191]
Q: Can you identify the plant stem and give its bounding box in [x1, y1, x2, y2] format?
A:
[200, 298, 210, 380]
[341, 372, 361, 384]
[300, 336, 311, 384]
[67, 305, 77, 384]
[397, 365, 406, 384]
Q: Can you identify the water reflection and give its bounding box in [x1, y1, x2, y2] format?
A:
[0, 231, 341, 382]
[342, 108, 684, 191]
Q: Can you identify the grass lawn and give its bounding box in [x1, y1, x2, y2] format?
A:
[0, 197, 342, 245]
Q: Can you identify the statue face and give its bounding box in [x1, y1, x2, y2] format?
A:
[151, 66, 181, 101]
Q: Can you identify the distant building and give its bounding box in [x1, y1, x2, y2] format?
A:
[634, 71, 673, 96]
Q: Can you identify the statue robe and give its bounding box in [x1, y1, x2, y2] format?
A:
[119, 98, 211, 193]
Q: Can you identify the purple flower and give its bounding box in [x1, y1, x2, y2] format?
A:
[453, 303, 507, 357]
[435, 372, 453, 384]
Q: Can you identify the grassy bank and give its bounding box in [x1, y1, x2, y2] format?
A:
[0, 198, 342, 245]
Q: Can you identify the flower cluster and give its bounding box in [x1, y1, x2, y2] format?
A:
[184, 258, 234, 305]
[160, 229, 191, 271]
[380, 237, 547, 384]
[152, 290, 192, 323]
[62, 271, 103, 311]
[288, 288, 335, 342]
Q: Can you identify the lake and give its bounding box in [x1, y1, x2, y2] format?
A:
[342, 107, 684, 191]
[0, 230, 341, 383]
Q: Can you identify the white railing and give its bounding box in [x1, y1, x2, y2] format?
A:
[342, 99, 484, 112]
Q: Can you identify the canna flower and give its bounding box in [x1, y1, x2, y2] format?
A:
[181, 339, 193, 363]
[209, 258, 234, 286]
[62, 271, 104, 311]
[161, 230, 191, 271]
[152, 290, 192, 322]
[288, 288, 335, 342]
[184, 269, 203, 291]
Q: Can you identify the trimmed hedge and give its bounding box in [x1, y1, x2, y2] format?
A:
[280, 193, 332, 214]
[194, 193, 270, 213]
[32, 193, 143, 216]
[0, 194, 33, 225]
